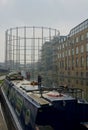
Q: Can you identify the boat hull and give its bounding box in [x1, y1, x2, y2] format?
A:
[0, 87, 23, 130]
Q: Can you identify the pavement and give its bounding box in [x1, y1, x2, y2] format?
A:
[0, 76, 5, 80]
[0, 104, 8, 130]
[0, 75, 8, 130]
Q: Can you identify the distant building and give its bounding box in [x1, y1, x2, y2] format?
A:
[0, 62, 8, 73]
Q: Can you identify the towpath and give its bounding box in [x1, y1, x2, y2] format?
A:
[0, 104, 8, 130]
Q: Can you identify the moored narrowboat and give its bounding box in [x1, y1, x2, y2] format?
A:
[0, 72, 88, 130]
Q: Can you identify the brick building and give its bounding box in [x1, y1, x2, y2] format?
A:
[56, 19, 88, 99]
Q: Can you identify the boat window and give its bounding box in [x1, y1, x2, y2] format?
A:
[8, 87, 16, 106]
[22, 99, 37, 128]
[23, 101, 32, 125]
[21, 103, 34, 130]
[35, 125, 53, 130]
[15, 93, 23, 116]
[24, 109, 31, 125]
[3, 81, 10, 97]
[2, 82, 7, 93]
[8, 87, 13, 100]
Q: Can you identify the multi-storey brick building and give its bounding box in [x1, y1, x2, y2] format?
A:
[56, 19, 88, 99]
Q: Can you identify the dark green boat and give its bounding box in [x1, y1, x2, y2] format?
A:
[0, 72, 88, 130]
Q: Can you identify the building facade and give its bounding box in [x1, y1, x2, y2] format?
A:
[57, 19, 88, 99]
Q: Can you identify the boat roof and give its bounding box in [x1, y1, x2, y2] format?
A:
[11, 79, 75, 103]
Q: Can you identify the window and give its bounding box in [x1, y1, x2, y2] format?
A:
[58, 54, 59, 58]
[64, 37, 66, 41]
[62, 61, 64, 67]
[76, 47, 79, 54]
[68, 60, 71, 68]
[72, 39, 74, 44]
[65, 42, 67, 47]
[62, 52, 64, 57]
[76, 37, 79, 43]
[81, 56, 84, 67]
[60, 45, 61, 50]
[81, 80, 83, 85]
[76, 57, 78, 67]
[25, 109, 31, 125]
[86, 56, 88, 67]
[81, 35, 84, 41]
[72, 48, 74, 55]
[58, 46, 59, 50]
[65, 50, 67, 56]
[68, 79, 70, 83]
[65, 59, 67, 69]
[86, 72, 88, 77]
[8, 87, 16, 105]
[76, 72, 78, 76]
[72, 58, 74, 67]
[81, 72, 83, 77]
[62, 43, 64, 48]
[15, 94, 23, 116]
[86, 32, 88, 38]
[86, 43, 88, 52]
[86, 81, 88, 86]
[68, 72, 70, 75]
[22, 100, 35, 129]
[60, 61, 61, 68]
[81, 45, 84, 53]
[61, 39, 63, 43]
[60, 53, 61, 58]
[68, 49, 70, 56]
[76, 80, 78, 84]
[3, 82, 9, 96]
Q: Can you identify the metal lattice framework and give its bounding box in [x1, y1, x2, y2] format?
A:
[5, 26, 59, 81]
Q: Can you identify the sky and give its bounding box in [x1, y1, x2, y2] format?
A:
[0, 0, 88, 62]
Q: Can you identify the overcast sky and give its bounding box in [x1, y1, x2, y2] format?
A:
[0, 0, 88, 62]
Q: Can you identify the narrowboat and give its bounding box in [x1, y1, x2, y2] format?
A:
[0, 72, 88, 130]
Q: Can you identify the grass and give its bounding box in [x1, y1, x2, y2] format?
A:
[0, 80, 3, 84]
